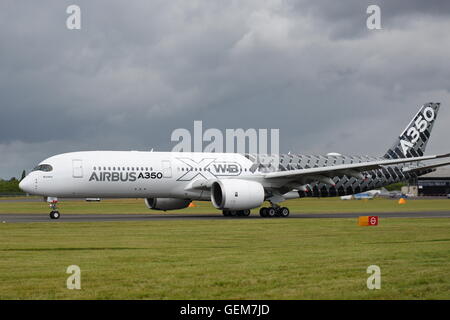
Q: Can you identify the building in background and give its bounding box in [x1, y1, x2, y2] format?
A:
[416, 167, 450, 196]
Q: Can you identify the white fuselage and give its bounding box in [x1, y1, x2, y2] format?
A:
[19, 151, 261, 199]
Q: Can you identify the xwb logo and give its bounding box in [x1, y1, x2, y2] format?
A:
[213, 163, 240, 174]
[176, 158, 243, 181]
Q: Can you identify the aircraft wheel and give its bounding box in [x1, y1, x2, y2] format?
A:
[50, 211, 60, 219]
[229, 210, 237, 217]
[280, 207, 290, 218]
[267, 207, 276, 218]
[275, 208, 282, 217]
[259, 207, 268, 217]
[243, 209, 251, 216]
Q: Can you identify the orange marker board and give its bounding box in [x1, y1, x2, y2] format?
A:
[358, 216, 378, 226]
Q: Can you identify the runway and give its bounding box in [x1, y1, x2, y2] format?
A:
[1, 211, 450, 223]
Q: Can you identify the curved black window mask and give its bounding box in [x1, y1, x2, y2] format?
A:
[32, 164, 53, 172]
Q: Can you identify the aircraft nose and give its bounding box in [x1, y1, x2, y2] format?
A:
[19, 176, 32, 193]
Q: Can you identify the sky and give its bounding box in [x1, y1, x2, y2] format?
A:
[1, 0, 450, 178]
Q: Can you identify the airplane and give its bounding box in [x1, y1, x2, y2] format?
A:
[340, 189, 382, 200]
[19, 102, 450, 219]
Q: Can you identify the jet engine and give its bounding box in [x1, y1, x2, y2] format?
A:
[211, 179, 265, 210]
[145, 198, 191, 211]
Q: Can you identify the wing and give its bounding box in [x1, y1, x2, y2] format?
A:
[263, 153, 450, 182]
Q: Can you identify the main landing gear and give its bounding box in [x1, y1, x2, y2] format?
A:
[222, 206, 290, 218]
[222, 209, 251, 217]
[48, 198, 60, 219]
[259, 206, 290, 218]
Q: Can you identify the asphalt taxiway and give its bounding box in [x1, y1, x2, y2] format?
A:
[1, 211, 450, 223]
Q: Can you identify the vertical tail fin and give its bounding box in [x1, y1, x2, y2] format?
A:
[384, 102, 440, 159]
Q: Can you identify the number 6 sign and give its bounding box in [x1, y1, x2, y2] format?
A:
[358, 216, 379, 226]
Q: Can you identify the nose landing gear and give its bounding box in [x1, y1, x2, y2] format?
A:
[48, 198, 60, 219]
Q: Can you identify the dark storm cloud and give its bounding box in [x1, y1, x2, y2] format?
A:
[1, 0, 450, 178]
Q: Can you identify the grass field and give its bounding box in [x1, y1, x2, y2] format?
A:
[0, 217, 449, 299]
[0, 198, 449, 299]
[0, 197, 449, 214]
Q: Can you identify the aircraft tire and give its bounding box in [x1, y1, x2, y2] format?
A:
[275, 208, 282, 217]
[280, 207, 290, 218]
[267, 207, 276, 217]
[259, 207, 268, 217]
[50, 211, 60, 219]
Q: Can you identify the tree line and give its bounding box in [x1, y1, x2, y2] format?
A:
[0, 170, 26, 194]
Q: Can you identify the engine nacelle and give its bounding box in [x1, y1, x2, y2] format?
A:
[145, 198, 191, 211]
[211, 179, 265, 210]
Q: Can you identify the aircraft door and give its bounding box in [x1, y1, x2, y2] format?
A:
[72, 159, 83, 178]
[161, 160, 172, 178]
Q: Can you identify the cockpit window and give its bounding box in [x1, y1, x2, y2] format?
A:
[32, 164, 53, 172]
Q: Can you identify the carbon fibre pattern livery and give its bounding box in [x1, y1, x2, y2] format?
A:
[384, 103, 440, 159]
[245, 102, 442, 199]
[267, 153, 433, 198]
